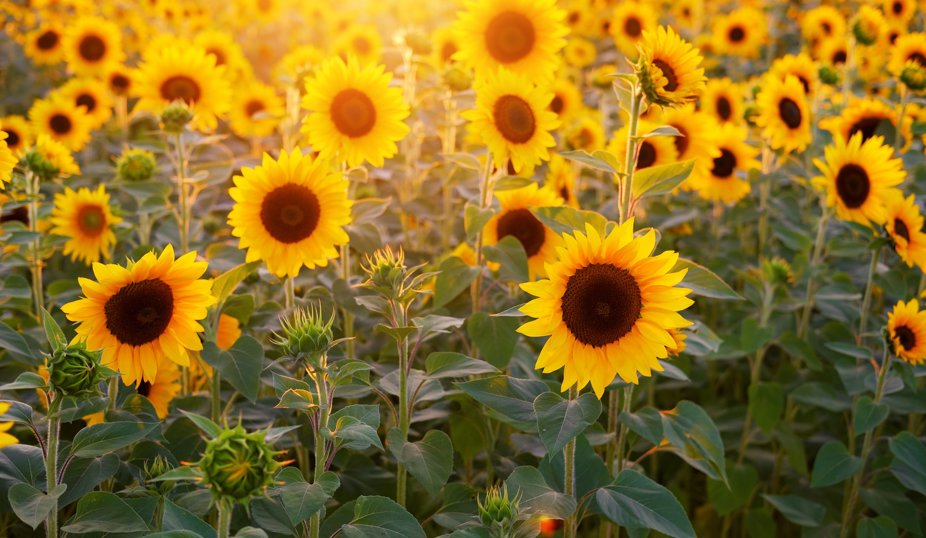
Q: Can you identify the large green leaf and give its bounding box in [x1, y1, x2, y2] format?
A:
[62, 492, 150, 533]
[70, 421, 160, 458]
[425, 352, 499, 379]
[748, 382, 784, 434]
[59, 455, 119, 507]
[857, 517, 899, 538]
[632, 160, 695, 198]
[532, 206, 608, 236]
[661, 401, 728, 483]
[762, 494, 825, 527]
[387, 429, 453, 496]
[483, 236, 529, 284]
[889, 432, 926, 495]
[466, 313, 519, 369]
[673, 259, 742, 300]
[854, 396, 889, 436]
[338, 496, 426, 538]
[211, 261, 261, 305]
[810, 440, 862, 488]
[505, 466, 576, 519]
[707, 463, 759, 516]
[594, 470, 695, 538]
[9, 483, 66, 529]
[272, 470, 340, 525]
[434, 256, 479, 308]
[456, 375, 549, 429]
[200, 336, 264, 402]
[533, 391, 602, 455]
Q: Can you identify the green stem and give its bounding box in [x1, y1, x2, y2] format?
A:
[618, 84, 643, 224]
[216, 500, 231, 538]
[564, 386, 578, 538]
[797, 201, 830, 339]
[605, 389, 618, 477]
[107, 377, 119, 413]
[895, 87, 908, 152]
[211, 366, 221, 423]
[45, 397, 61, 538]
[174, 133, 189, 253]
[285, 275, 295, 311]
[396, 302, 410, 507]
[857, 247, 882, 345]
[340, 244, 355, 360]
[471, 153, 494, 316]
[615, 385, 633, 473]
[309, 355, 329, 538]
[26, 170, 44, 321]
[839, 347, 892, 538]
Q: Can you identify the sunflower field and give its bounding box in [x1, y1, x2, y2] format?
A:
[2, 0, 926, 537]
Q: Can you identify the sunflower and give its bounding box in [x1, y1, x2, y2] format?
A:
[853, 5, 888, 47]
[889, 32, 926, 75]
[275, 45, 325, 85]
[608, 120, 679, 172]
[885, 194, 926, 271]
[610, 1, 658, 60]
[216, 314, 242, 350]
[432, 26, 461, 69]
[56, 78, 113, 130]
[769, 53, 819, 96]
[27, 135, 80, 178]
[820, 97, 907, 145]
[672, 0, 704, 32]
[518, 220, 693, 397]
[545, 153, 579, 208]
[0, 131, 15, 189]
[801, 5, 846, 48]
[229, 80, 284, 139]
[227, 149, 352, 278]
[24, 23, 64, 65]
[689, 123, 759, 204]
[454, 0, 567, 81]
[105, 64, 134, 98]
[651, 105, 721, 189]
[817, 37, 849, 68]
[700, 78, 743, 125]
[49, 185, 120, 265]
[883, 0, 916, 24]
[62, 244, 216, 386]
[813, 133, 904, 227]
[0, 116, 32, 155]
[712, 7, 767, 59]
[564, 114, 605, 152]
[549, 77, 583, 123]
[133, 42, 232, 132]
[755, 75, 812, 153]
[637, 25, 705, 108]
[63, 16, 124, 75]
[0, 403, 18, 448]
[463, 67, 559, 174]
[484, 183, 562, 278]
[333, 24, 383, 66]
[564, 37, 596, 69]
[28, 96, 93, 152]
[887, 299, 926, 365]
[194, 30, 251, 82]
[301, 56, 409, 168]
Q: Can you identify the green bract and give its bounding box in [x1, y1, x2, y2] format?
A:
[46, 343, 110, 399]
[197, 424, 282, 504]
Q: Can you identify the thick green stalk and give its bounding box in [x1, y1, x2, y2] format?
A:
[284, 275, 295, 311]
[564, 387, 579, 538]
[174, 133, 190, 253]
[615, 385, 633, 473]
[470, 153, 494, 315]
[26, 170, 45, 320]
[396, 302, 411, 507]
[797, 201, 831, 339]
[895, 87, 908, 152]
[45, 397, 60, 538]
[309, 357, 329, 538]
[857, 247, 882, 345]
[216, 500, 231, 538]
[340, 245, 355, 360]
[618, 84, 643, 224]
[839, 348, 891, 537]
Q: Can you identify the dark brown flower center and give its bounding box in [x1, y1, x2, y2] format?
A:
[711, 149, 737, 178]
[653, 59, 678, 92]
[137, 380, 153, 397]
[907, 52, 926, 67]
[550, 95, 565, 115]
[76, 204, 106, 236]
[441, 42, 457, 63]
[4, 129, 20, 148]
[624, 16, 642, 37]
[778, 97, 802, 129]
[160, 75, 201, 104]
[716, 96, 732, 121]
[37, 30, 60, 50]
[561, 263, 642, 347]
[894, 217, 911, 242]
[673, 125, 689, 155]
[496, 208, 546, 257]
[893, 1, 903, 15]
[832, 50, 847, 65]
[797, 76, 810, 94]
[485, 11, 535, 63]
[259, 183, 320, 244]
[493, 94, 535, 144]
[330, 88, 376, 138]
[49, 113, 72, 135]
[848, 117, 885, 142]
[895, 325, 916, 350]
[835, 163, 870, 209]
[110, 73, 131, 94]
[76, 93, 97, 112]
[245, 100, 265, 118]
[728, 26, 746, 43]
[105, 278, 174, 346]
[78, 34, 106, 62]
[207, 48, 227, 66]
[637, 141, 657, 169]
[353, 37, 371, 55]
[821, 22, 832, 35]
[0, 206, 28, 226]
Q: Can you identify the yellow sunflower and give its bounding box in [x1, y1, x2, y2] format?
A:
[301, 56, 410, 168]
[227, 149, 352, 278]
[564, 114, 605, 152]
[133, 42, 232, 132]
[755, 75, 812, 153]
[700, 78, 743, 125]
[49, 185, 120, 265]
[432, 26, 461, 69]
[712, 7, 767, 59]
[769, 53, 819, 96]
[454, 0, 567, 81]
[27, 135, 80, 178]
[0, 115, 32, 155]
[889, 32, 926, 74]
[463, 67, 559, 174]
[549, 77, 583, 124]
[883, 0, 916, 24]
[518, 220, 693, 397]
[610, 1, 658, 60]
[0, 134, 15, 189]
[484, 183, 562, 278]
[886, 194, 926, 271]
[193, 30, 251, 82]
[333, 24, 383, 67]
[274, 45, 325, 85]
[820, 97, 908, 145]
[63, 16, 124, 75]
[545, 153, 579, 208]
[56, 78, 113, 130]
[801, 5, 846, 49]
[229, 80, 284, 139]
[0, 403, 18, 448]
[689, 123, 759, 205]
[105, 64, 134, 98]
[608, 120, 679, 172]
[651, 105, 721, 190]
[216, 313, 242, 350]
[136, 357, 181, 418]
[28, 96, 93, 152]
[564, 37, 596, 69]
[24, 23, 65, 65]
[813, 133, 904, 227]
[62, 244, 216, 386]
[888, 299, 926, 365]
[637, 25, 706, 108]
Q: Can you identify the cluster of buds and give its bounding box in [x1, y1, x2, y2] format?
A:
[272, 304, 335, 366]
[197, 424, 283, 504]
[46, 342, 113, 399]
[116, 148, 157, 182]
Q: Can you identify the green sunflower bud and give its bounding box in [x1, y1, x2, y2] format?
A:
[361, 246, 408, 298]
[852, 20, 878, 47]
[198, 424, 282, 504]
[761, 256, 795, 287]
[46, 342, 110, 399]
[900, 63, 926, 92]
[273, 304, 335, 364]
[819, 65, 840, 86]
[444, 66, 472, 92]
[404, 30, 431, 56]
[116, 148, 157, 182]
[23, 148, 59, 182]
[161, 102, 194, 134]
[478, 484, 520, 529]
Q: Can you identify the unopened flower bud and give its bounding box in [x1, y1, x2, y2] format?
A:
[273, 305, 335, 364]
[46, 343, 110, 399]
[444, 66, 472, 92]
[198, 424, 282, 504]
[116, 148, 157, 182]
[161, 102, 193, 134]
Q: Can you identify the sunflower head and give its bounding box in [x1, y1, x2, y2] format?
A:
[197, 424, 283, 504]
[273, 304, 335, 366]
[46, 342, 114, 399]
[116, 148, 157, 182]
[636, 26, 705, 108]
[887, 299, 926, 365]
[900, 62, 926, 92]
[160, 102, 194, 134]
[478, 483, 521, 529]
[24, 135, 79, 180]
